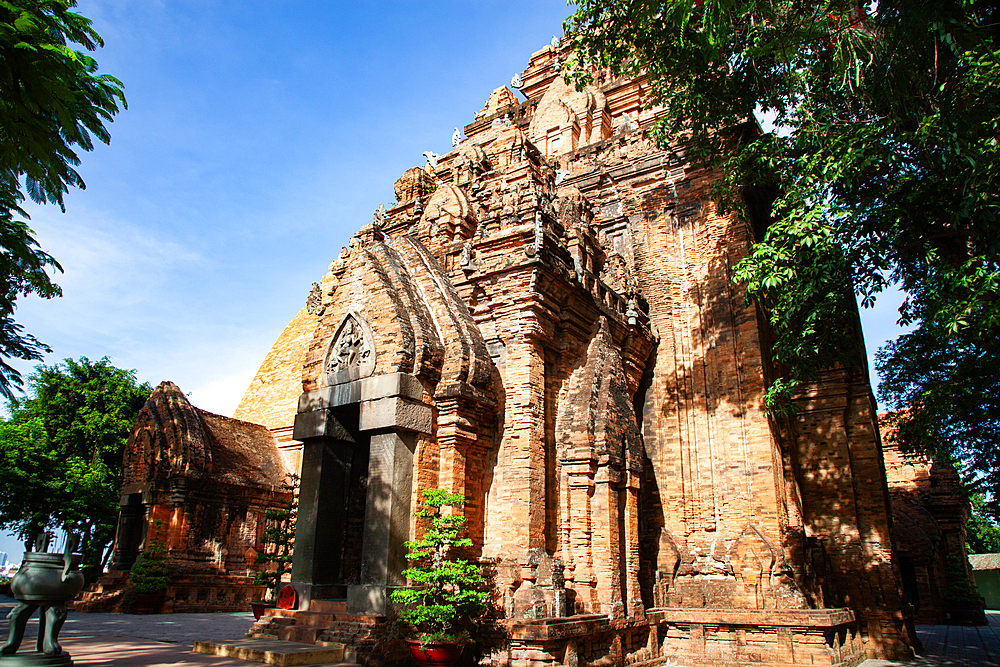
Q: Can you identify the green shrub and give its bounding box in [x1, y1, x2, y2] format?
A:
[254, 474, 298, 602]
[942, 554, 983, 609]
[129, 519, 168, 594]
[390, 489, 487, 644]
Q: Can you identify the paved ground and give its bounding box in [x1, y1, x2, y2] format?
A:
[1, 594, 270, 665]
[1, 595, 998, 665]
[866, 611, 1000, 667]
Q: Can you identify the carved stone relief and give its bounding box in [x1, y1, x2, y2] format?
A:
[323, 312, 376, 385]
[306, 282, 324, 316]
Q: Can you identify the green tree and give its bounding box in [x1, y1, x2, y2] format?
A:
[0, 357, 150, 581]
[565, 1, 1000, 494]
[968, 493, 1000, 554]
[390, 489, 488, 644]
[0, 1, 125, 398]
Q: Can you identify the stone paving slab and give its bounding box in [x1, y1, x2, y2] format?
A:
[5, 595, 999, 666]
[51, 637, 322, 667]
[193, 639, 346, 666]
[1, 596, 253, 645]
[861, 611, 1000, 667]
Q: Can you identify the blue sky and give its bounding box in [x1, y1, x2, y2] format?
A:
[0, 0, 906, 559]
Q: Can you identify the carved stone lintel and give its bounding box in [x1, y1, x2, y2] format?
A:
[323, 312, 376, 385]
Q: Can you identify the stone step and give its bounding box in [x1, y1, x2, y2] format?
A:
[276, 624, 322, 644]
[319, 633, 377, 646]
[323, 626, 374, 637]
[309, 599, 347, 614]
[292, 611, 339, 627]
[194, 638, 357, 666]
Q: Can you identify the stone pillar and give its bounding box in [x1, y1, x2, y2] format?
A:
[624, 471, 643, 619]
[110, 488, 147, 571]
[348, 430, 416, 615]
[290, 435, 355, 605]
[592, 465, 622, 617]
[293, 372, 432, 614]
[494, 330, 547, 560]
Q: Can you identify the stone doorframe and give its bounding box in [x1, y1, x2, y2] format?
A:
[290, 372, 431, 615]
[110, 483, 151, 571]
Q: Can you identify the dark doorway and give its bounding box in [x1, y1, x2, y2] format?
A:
[111, 493, 144, 571]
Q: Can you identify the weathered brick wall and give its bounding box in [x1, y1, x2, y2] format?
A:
[881, 414, 977, 624]
[787, 369, 911, 655]
[105, 382, 292, 611]
[232, 39, 917, 663]
[234, 306, 316, 432]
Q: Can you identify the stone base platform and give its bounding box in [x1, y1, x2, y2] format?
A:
[192, 638, 353, 666]
[74, 571, 266, 614]
[0, 651, 73, 666]
[647, 607, 865, 667]
[246, 599, 391, 663]
[504, 608, 865, 667]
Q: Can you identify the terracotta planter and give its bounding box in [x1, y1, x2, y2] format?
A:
[250, 601, 276, 620]
[405, 639, 464, 667]
[132, 592, 164, 614]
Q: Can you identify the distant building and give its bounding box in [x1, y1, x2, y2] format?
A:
[78, 381, 293, 613]
[0, 552, 7, 569]
[969, 554, 1000, 609]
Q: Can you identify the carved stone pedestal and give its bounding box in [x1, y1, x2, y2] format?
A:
[646, 608, 866, 667]
[504, 608, 866, 667]
[0, 652, 73, 666]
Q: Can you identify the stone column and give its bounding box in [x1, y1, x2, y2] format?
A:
[110, 488, 147, 571]
[493, 330, 547, 560]
[290, 435, 355, 605]
[348, 431, 416, 615]
[294, 372, 432, 615]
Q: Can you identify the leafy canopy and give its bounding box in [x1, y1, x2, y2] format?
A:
[0, 357, 150, 581]
[390, 489, 488, 644]
[967, 493, 1000, 554]
[0, 1, 125, 397]
[566, 1, 1000, 497]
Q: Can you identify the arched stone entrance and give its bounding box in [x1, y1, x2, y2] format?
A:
[290, 372, 430, 615]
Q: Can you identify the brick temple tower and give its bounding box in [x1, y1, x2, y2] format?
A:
[233, 40, 915, 666]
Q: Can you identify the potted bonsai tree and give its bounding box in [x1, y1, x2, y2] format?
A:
[129, 519, 168, 614]
[391, 489, 488, 667]
[252, 474, 298, 619]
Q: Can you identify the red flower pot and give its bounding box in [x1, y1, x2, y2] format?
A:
[405, 639, 464, 667]
[250, 601, 276, 620]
